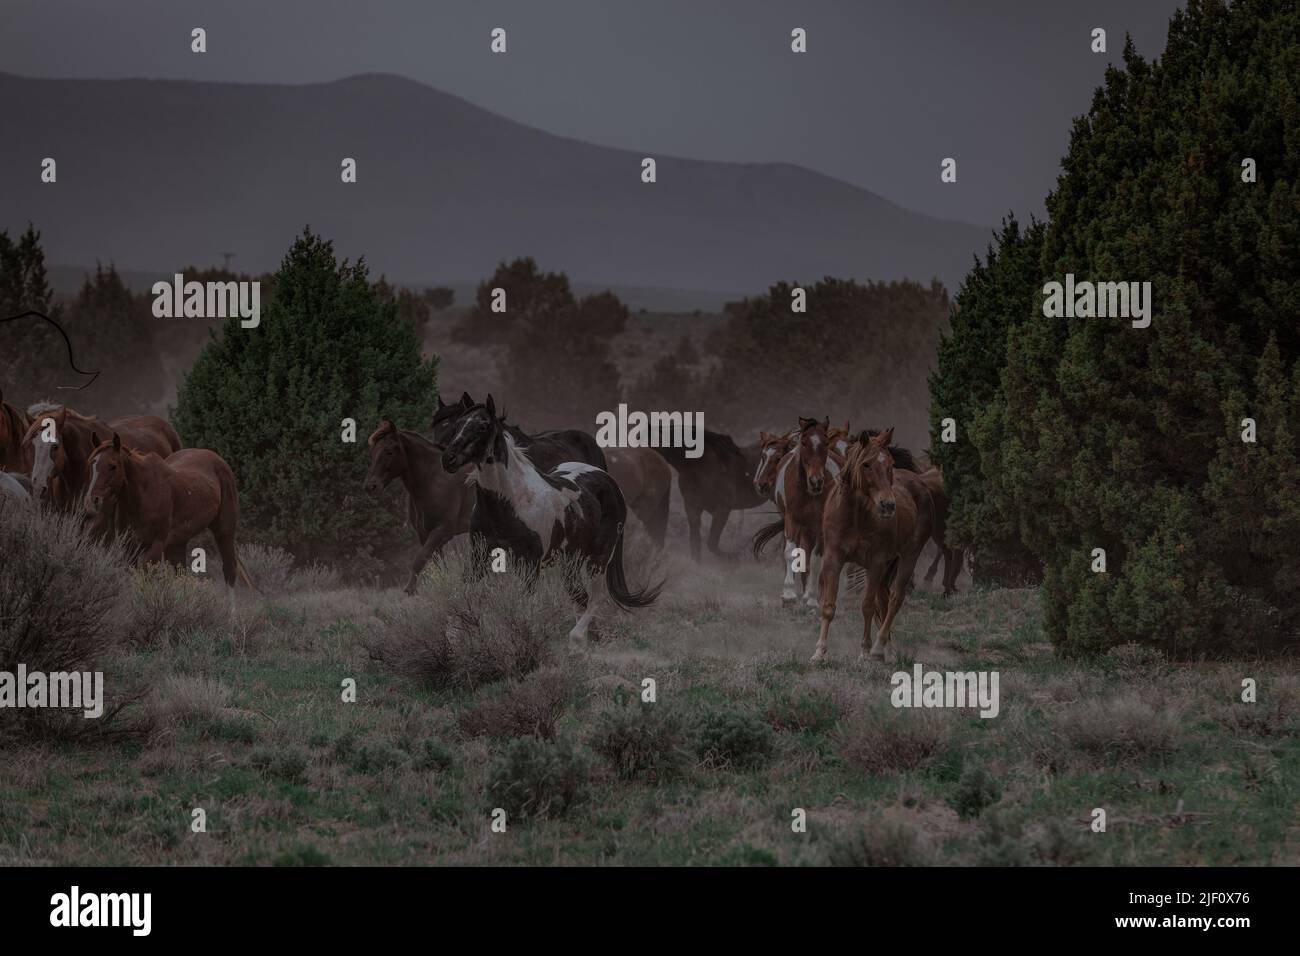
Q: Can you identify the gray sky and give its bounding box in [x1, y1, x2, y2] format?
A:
[3, 0, 1183, 228]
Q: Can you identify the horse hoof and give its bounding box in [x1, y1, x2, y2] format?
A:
[782, 597, 797, 609]
[810, 648, 827, 663]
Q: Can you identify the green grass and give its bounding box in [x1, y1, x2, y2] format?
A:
[2, 533, 1298, 866]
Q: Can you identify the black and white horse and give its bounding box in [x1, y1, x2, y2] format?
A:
[431, 391, 607, 473]
[440, 395, 661, 641]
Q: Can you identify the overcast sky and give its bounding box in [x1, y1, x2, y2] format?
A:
[3, 0, 1184, 228]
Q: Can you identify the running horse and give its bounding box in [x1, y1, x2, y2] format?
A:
[23, 403, 181, 510]
[82, 435, 254, 608]
[812, 428, 934, 663]
[603, 447, 673, 547]
[0, 390, 34, 474]
[364, 420, 474, 593]
[656, 429, 766, 561]
[431, 391, 606, 472]
[440, 395, 662, 642]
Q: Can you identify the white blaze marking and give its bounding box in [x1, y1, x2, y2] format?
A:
[31, 432, 54, 490]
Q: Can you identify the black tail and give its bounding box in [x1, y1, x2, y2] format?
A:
[751, 517, 785, 559]
[606, 524, 663, 610]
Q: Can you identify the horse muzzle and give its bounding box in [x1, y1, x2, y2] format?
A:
[755, 481, 772, 496]
[441, 452, 463, 472]
[878, 499, 897, 518]
[807, 477, 825, 495]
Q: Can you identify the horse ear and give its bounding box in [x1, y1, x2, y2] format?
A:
[879, 426, 895, 446]
[822, 416, 830, 429]
[485, 394, 496, 417]
[460, 391, 473, 408]
[112, 432, 121, 451]
[91, 431, 101, 448]
[436, 395, 446, 410]
[858, 430, 871, 446]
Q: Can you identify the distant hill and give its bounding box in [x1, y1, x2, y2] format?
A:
[2, 71, 989, 299]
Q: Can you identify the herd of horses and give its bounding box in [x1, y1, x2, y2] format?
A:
[0, 386, 962, 660]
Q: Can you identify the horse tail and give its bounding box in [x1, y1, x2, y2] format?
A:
[751, 517, 785, 559]
[605, 522, 663, 610]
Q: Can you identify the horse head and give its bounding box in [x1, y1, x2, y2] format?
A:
[847, 427, 898, 518]
[440, 394, 509, 473]
[753, 429, 793, 497]
[364, 420, 403, 491]
[797, 416, 833, 496]
[83, 431, 128, 528]
[430, 391, 475, 449]
[24, 406, 69, 503]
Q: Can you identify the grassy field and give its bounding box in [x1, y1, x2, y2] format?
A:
[3, 504, 1298, 868]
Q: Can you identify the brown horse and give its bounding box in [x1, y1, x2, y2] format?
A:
[0, 390, 33, 474]
[915, 467, 963, 595]
[364, 420, 475, 593]
[752, 417, 844, 607]
[752, 428, 796, 501]
[604, 447, 673, 547]
[812, 428, 934, 663]
[656, 430, 766, 561]
[23, 403, 181, 510]
[82, 435, 253, 605]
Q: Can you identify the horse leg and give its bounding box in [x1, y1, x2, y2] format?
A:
[685, 502, 703, 562]
[923, 546, 942, 584]
[706, 508, 731, 559]
[812, 551, 845, 662]
[870, 552, 924, 662]
[405, 525, 452, 594]
[943, 548, 965, 597]
[213, 528, 241, 615]
[568, 567, 606, 645]
[646, 483, 671, 548]
[858, 570, 883, 660]
[164, 540, 188, 570]
[802, 532, 821, 608]
[563, 559, 589, 608]
[781, 537, 799, 607]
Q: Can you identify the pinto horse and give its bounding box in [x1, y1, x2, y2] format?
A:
[431, 391, 606, 472]
[752, 429, 796, 501]
[0, 390, 33, 474]
[751, 417, 844, 607]
[604, 447, 673, 547]
[440, 395, 662, 641]
[812, 428, 934, 663]
[364, 420, 474, 593]
[82, 435, 253, 606]
[23, 403, 181, 510]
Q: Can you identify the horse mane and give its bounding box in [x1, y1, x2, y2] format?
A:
[861, 428, 917, 472]
[708, 430, 743, 458]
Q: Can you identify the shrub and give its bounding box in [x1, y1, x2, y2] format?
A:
[485, 737, 590, 821]
[689, 705, 774, 770]
[173, 227, 437, 569]
[834, 706, 952, 774]
[250, 745, 310, 784]
[458, 666, 582, 741]
[763, 689, 846, 736]
[824, 817, 934, 867]
[119, 564, 227, 647]
[949, 763, 1002, 820]
[222, 542, 294, 595]
[591, 701, 689, 781]
[1053, 691, 1183, 761]
[366, 551, 573, 692]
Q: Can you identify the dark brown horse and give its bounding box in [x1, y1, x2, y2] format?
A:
[656, 430, 766, 561]
[915, 467, 963, 595]
[364, 420, 475, 593]
[23, 403, 181, 510]
[604, 447, 673, 547]
[0, 390, 33, 474]
[83, 435, 253, 606]
[812, 428, 934, 663]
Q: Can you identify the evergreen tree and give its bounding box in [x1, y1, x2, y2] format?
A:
[173, 228, 437, 569]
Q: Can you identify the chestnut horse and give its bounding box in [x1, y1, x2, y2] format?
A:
[82, 435, 253, 606]
[752, 429, 796, 502]
[604, 447, 673, 547]
[23, 403, 181, 510]
[751, 417, 844, 607]
[812, 428, 934, 663]
[0, 390, 33, 474]
[364, 420, 475, 593]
